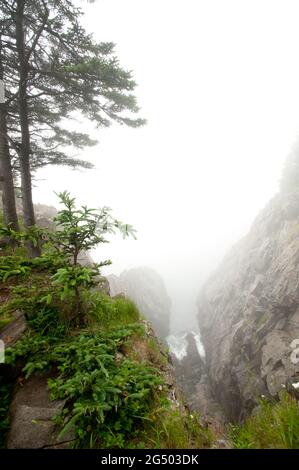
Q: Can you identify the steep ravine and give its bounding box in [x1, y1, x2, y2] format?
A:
[197, 190, 299, 422]
[1, 243, 210, 448]
[107, 269, 224, 423]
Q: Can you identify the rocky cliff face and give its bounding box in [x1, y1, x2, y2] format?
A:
[108, 267, 171, 338]
[197, 191, 299, 422]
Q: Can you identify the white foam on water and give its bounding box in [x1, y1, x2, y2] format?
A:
[191, 330, 206, 358]
[166, 332, 188, 360]
[166, 330, 206, 361]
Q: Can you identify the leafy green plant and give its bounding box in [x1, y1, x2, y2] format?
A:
[46, 191, 136, 324]
[51, 354, 162, 448]
[7, 321, 163, 448]
[27, 305, 67, 339]
[0, 255, 32, 282]
[0, 224, 45, 250]
[51, 191, 136, 265]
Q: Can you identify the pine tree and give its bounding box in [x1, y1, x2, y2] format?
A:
[15, 0, 37, 241]
[0, 0, 145, 253]
[0, 39, 19, 232]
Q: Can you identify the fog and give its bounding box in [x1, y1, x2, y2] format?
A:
[33, 0, 299, 332]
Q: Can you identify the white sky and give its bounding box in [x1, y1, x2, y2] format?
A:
[34, 0, 299, 330]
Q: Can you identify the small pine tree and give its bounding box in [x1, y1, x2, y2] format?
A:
[49, 191, 136, 324]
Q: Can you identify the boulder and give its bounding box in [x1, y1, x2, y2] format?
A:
[7, 375, 74, 449]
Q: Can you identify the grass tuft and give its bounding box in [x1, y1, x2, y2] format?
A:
[229, 392, 299, 448]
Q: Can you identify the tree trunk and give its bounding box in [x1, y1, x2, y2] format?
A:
[0, 41, 19, 232]
[16, 0, 40, 256]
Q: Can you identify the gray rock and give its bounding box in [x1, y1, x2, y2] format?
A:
[0, 310, 26, 347]
[7, 375, 74, 449]
[8, 404, 62, 449]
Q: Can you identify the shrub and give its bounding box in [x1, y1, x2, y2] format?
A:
[6, 320, 163, 448]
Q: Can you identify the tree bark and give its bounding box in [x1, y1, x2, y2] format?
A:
[0, 41, 19, 232]
[16, 0, 40, 256]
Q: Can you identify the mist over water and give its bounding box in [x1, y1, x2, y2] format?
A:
[92, 236, 247, 335]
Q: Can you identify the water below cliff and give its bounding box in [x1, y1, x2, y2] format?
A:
[166, 330, 205, 361]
